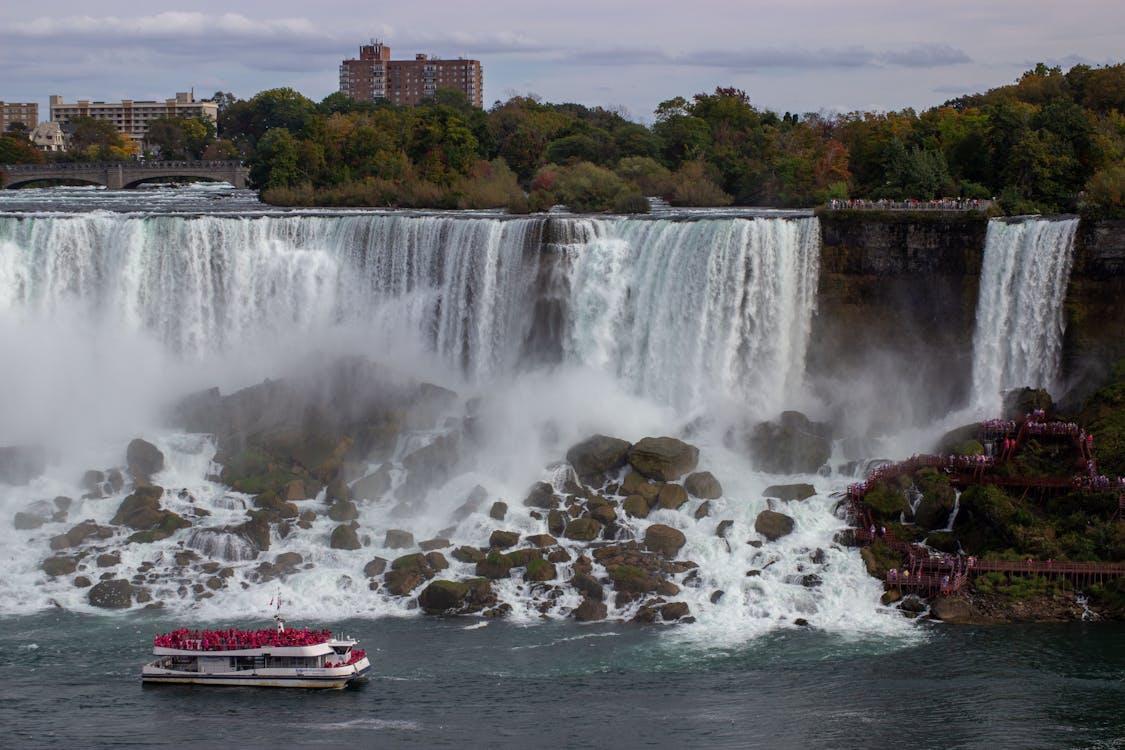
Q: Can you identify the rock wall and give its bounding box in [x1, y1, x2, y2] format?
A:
[810, 212, 988, 420]
[1063, 219, 1125, 403]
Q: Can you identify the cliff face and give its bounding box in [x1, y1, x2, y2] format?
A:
[811, 214, 1125, 416]
[1064, 219, 1125, 402]
[811, 213, 988, 420]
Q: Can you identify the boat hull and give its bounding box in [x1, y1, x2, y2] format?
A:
[141, 660, 371, 689]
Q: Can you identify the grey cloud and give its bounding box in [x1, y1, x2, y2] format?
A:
[563, 43, 971, 70]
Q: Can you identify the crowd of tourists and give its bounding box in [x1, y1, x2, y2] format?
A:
[827, 197, 992, 211]
[154, 627, 334, 651]
[324, 649, 366, 668]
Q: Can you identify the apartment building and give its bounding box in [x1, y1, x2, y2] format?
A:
[339, 41, 483, 108]
[49, 92, 218, 143]
[1, 101, 39, 133]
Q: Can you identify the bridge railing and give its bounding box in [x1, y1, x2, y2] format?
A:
[1, 160, 244, 173]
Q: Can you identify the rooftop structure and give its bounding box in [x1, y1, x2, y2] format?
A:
[339, 41, 483, 108]
[49, 93, 218, 144]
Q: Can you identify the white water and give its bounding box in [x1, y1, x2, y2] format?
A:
[0, 202, 904, 642]
[970, 217, 1078, 412]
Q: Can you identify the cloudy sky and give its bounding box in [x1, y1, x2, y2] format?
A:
[2, 1, 1122, 123]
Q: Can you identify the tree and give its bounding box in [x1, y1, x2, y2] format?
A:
[65, 117, 134, 161]
[0, 133, 44, 164]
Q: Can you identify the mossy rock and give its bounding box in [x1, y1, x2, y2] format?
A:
[1004, 387, 1053, 419]
[418, 578, 496, 615]
[564, 518, 603, 542]
[525, 558, 557, 582]
[391, 552, 429, 572]
[88, 578, 132, 609]
[912, 468, 957, 531]
[547, 509, 566, 535]
[611, 564, 658, 593]
[506, 548, 542, 568]
[452, 546, 485, 564]
[863, 480, 910, 523]
[475, 550, 514, 579]
[573, 598, 608, 621]
[571, 571, 604, 601]
[523, 482, 558, 509]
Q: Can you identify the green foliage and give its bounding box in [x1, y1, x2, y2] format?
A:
[0, 133, 44, 165]
[145, 116, 216, 159]
[616, 156, 674, 197]
[972, 572, 1066, 600]
[543, 161, 629, 213]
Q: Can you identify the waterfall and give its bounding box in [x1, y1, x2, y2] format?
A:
[562, 216, 821, 412]
[0, 212, 820, 413]
[969, 217, 1078, 412]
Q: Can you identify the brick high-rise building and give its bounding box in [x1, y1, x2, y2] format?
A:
[1, 101, 39, 133]
[339, 41, 483, 108]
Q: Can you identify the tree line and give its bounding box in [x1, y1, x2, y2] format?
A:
[2, 62, 1123, 216]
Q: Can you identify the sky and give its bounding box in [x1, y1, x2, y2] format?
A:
[1, 1, 1122, 124]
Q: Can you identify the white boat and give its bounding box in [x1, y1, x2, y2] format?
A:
[141, 616, 371, 689]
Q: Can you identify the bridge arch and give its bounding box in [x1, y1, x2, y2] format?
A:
[1, 160, 249, 190]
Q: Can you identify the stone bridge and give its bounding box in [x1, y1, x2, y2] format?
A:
[0, 160, 249, 189]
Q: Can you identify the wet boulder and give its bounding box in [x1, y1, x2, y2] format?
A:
[328, 500, 359, 522]
[418, 578, 496, 615]
[523, 482, 558, 510]
[573, 598, 608, 621]
[762, 483, 816, 502]
[737, 412, 831, 474]
[489, 501, 508, 520]
[643, 524, 686, 558]
[566, 434, 631, 482]
[88, 579, 133, 609]
[351, 465, 392, 502]
[475, 551, 514, 579]
[627, 437, 699, 482]
[656, 483, 689, 511]
[330, 523, 362, 550]
[684, 471, 723, 499]
[384, 529, 415, 549]
[42, 556, 78, 577]
[754, 510, 795, 541]
[363, 557, 388, 577]
[623, 495, 650, 519]
[563, 518, 603, 542]
[111, 486, 166, 530]
[660, 602, 690, 621]
[126, 439, 164, 484]
[489, 530, 520, 549]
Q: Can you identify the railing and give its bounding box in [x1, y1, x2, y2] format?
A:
[2, 160, 244, 173]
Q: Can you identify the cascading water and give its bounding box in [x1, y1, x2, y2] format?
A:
[969, 217, 1079, 412]
[0, 195, 905, 642]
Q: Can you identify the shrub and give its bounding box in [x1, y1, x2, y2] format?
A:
[615, 156, 674, 197]
[669, 160, 733, 207]
[612, 189, 651, 214]
[551, 161, 629, 213]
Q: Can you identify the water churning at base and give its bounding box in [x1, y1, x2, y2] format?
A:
[970, 217, 1078, 411]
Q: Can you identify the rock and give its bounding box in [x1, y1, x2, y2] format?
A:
[526, 534, 557, 548]
[762, 483, 816, 502]
[42, 556, 78, 577]
[418, 578, 496, 615]
[571, 572, 604, 601]
[0, 445, 47, 485]
[489, 501, 508, 520]
[82, 469, 106, 493]
[325, 478, 350, 504]
[566, 434, 632, 481]
[660, 602, 690, 621]
[1004, 387, 1053, 420]
[14, 511, 46, 530]
[489, 530, 520, 549]
[111, 486, 167, 529]
[589, 502, 618, 525]
[525, 558, 557, 582]
[684, 471, 723, 499]
[573, 598, 608, 621]
[623, 495, 650, 518]
[912, 469, 957, 531]
[547, 509, 565, 536]
[451, 546, 485, 564]
[126, 439, 164, 483]
[425, 551, 449, 571]
[96, 553, 120, 568]
[716, 520, 734, 539]
[327, 500, 359, 522]
[694, 501, 711, 520]
[383, 568, 428, 596]
[611, 565, 658, 594]
[275, 552, 304, 571]
[475, 552, 514, 579]
[89, 579, 132, 609]
[930, 596, 976, 623]
[755, 510, 795, 541]
[330, 524, 362, 550]
[398, 434, 460, 501]
[283, 479, 307, 502]
[364, 557, 388, 577]
[656, 483, 689, 511]
[74, 576, 92, 588]
[522, 482, 558, 509]
[644, 524, 686, 558]
[563, 518, 602, 541]
[384, 529, 415, 549]
[710, 590, 724, 603]
[881, 590, 902, 606]
[419, 537, 450, 552]
[351, 465, 392, 501]
[737, 412, 831, 474]
[627, 437, 699, 481]
[232, 517, 271, 553]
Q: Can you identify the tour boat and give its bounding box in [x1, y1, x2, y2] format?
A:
[141, 616, 371, 689]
